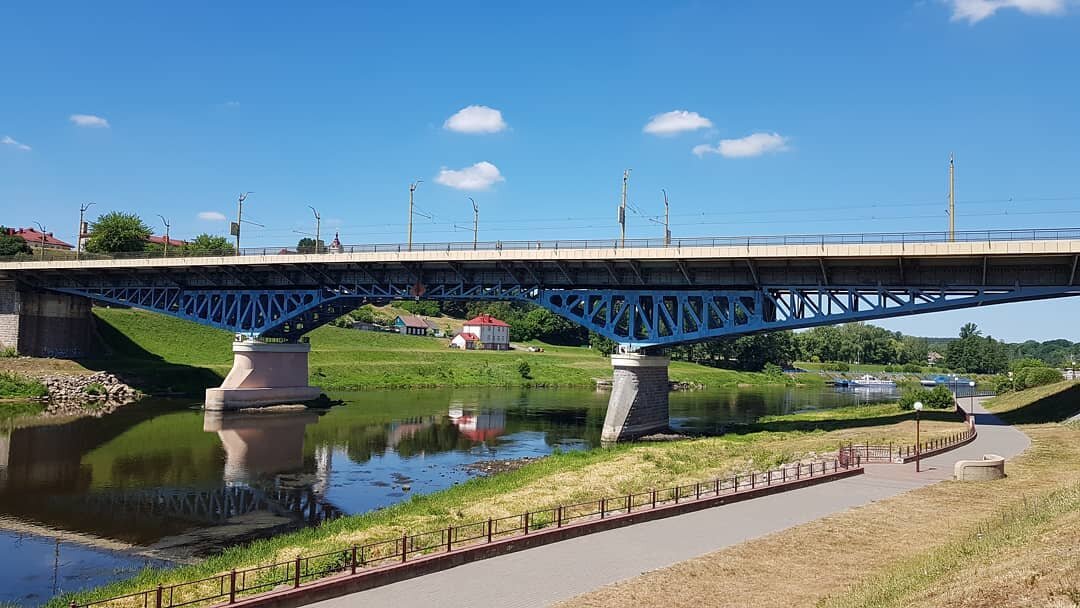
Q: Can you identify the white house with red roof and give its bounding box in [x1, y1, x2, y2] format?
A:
[453, 313, 510, 350]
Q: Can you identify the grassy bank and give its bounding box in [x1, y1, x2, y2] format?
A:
[558, 381, 1080, 608]
[58, 401, 962, 608]
[0, 371, 47, 398]
[0, 308, 823, 394]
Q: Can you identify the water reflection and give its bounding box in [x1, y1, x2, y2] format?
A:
[0, 384, 897, 605]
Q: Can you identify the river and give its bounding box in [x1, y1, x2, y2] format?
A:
[0, 384, 897, 606]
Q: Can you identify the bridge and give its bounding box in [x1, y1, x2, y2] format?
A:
[4, 227, 1080, 441]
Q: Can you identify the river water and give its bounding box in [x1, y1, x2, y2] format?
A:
[0, 385, 897, 605]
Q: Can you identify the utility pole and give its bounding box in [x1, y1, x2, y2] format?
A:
[76, 202, 94, 260]
[948, 153, 955, 242]
[468, 197, 479, 250]
[619, 169, 631, 247]
[233, 192, 252, 255]
[662, 189, 671, 246]
[308, 205, 321, 253]
[157, 215, 171, 258]
[33, 221, 47, 259]
[408, 180, 422, 251]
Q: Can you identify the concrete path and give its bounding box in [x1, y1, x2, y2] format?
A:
[309, 399, 1029, 608]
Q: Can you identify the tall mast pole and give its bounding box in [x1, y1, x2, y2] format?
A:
[157, 215, 171, 258]
[234, 192, 251, 255]
[76, 202, 94, 260]
[308, 205, 321, 253]
[948, 153, 955, 242]
[619, 169, 630, 247]
[408, 180, 422, 252]
[662, 189, 671, 246]
[469, 197, 478, 250]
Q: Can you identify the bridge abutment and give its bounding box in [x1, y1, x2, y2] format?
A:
[602, 353, 670, 443]
[0, 280, 93, 357]
[205, 340, 322, 410]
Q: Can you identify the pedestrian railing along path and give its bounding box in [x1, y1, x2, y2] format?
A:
[838, 402, 978, 467]
[71, 459, 859, 608]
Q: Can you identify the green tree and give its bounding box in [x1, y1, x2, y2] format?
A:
[945, 323, 1007, 374]
[0, 227, 32, 257]
[85, 212, 151, 253]
[296, 237, 326, 253]
[589, 332, 618, 356]
[183, 233, 235, 255]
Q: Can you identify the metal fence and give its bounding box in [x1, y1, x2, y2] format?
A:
[8, 227, 1080, 264]
[72, 459, 851, 608]
[838, 425, 976, 465]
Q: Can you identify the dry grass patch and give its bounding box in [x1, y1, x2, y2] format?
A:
[557, 421, 1080, 608]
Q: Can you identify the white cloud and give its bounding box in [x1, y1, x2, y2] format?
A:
[435, 161, 505, 190]
[198, 211, 227, 221]
[947, 0, 1066, 23]
[693, 132, 789, 158]
[643, 110, 714, 136]
[443, 105, 507, 134]
[1, 135, 31, 151]
[70, 114, 110, 128]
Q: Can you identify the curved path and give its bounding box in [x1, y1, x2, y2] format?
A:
[308, 399, 1029, 608]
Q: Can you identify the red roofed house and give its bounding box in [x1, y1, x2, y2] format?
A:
[450, 332, 481, 350]
[457, 314, 510, 350]
[147, 235, 187, 248]
[4, 227, 73, 250]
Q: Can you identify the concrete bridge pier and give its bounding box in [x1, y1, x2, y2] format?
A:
[205, 340, 322, 410]
[601, 353, 670, 443]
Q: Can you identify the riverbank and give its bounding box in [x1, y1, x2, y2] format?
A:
[56, 400, 965, 608]
[0, 308, 823, 395]
[557, 381, 1080, 608]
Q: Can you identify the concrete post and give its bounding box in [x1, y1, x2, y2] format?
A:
[601, 353, 670, 443]
[205, 340, 322, 410]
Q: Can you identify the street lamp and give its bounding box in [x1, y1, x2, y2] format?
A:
[913, 401, 924, 473]
[968, 380, 976, 426]
[308, 206, 321, 253]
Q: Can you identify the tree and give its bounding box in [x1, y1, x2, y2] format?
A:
[0, 227, 31, 257]
[84, 212, 151, 253]
[945, 323, 1007, 374]
[296, 237, 325, 253]
[183, 233, 235, 255]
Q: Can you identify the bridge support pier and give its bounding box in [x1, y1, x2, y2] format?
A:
[601, 353, 670, 443]
[0, 281, 93, 357]
[205, 341, 322, 410]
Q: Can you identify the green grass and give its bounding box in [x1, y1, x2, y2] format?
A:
[983, 380, 1080, 425]
[86, 308, 819, 393]
[0, 371, 47, 398]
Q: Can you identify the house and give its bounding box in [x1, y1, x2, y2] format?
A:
[424, 318, 445, 337]
[459, 314, 510, 350]
[927, 351, 945, 366]
[147, 235, 186, 248]
[3, 227, 73, 250]
[394, 315, 430, 336]
[450, 332, 481, 350]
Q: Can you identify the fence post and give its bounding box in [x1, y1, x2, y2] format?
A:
[487, 518, 493, 542]
[447, 525, 453, 551]
[751, 473, 755, 489]
[350, 545, 358, 575]
[293, 556, 301, 588]
[626, 494, 632, 513]
[715, 478, 720, 494]
[651, 489, 657, 509]
[229, 569, 237, 603]
[600, 498, 606, 518]
[783, 467, 787, 482]
[524, 512, 530, 534]
[155, 584, 163, 608]
[675, 487, 680, 503]
[557, 506, 563, 528]
[696, 482, 701, 499]
[401, 533, 408, 563]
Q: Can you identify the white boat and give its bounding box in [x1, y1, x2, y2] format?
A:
[848, 374, 896, 388]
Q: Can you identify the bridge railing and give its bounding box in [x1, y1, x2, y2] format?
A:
[68, 458, 853, 608]
[6, 227, 1080, 263]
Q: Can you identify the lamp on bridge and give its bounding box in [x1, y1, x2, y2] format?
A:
[913, 401, 924, 473]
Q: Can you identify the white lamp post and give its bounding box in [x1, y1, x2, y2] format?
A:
[968, 380, 977, 426]
[913, 401, 924, 473]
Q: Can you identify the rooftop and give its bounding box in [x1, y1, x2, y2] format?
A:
[465, 314, 509, 327]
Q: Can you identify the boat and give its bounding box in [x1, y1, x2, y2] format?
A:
[848, 374, 896, 388]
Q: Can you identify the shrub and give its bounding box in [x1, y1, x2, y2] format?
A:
[763, 363, 784, 378]
[516, 359, 531, 379]
[991, 374, 1015, 394]
[883, 365, 897, 373]
[822, 361, 850, 372]
[0, 372, 48, 398]
[1, 346, 17, 358]
[84, 382, 106, 396]
[902, 363, 923, 373]
[1014, 366, 1064, 390]
[898, 385, 955, 410]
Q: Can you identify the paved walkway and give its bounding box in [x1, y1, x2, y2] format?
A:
[309, 399, 1029, 608]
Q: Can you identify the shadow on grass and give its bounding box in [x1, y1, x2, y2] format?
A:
[680, 408, 965, 439]
[75, 315, 224, 396]
[992, 384, 1080, 426]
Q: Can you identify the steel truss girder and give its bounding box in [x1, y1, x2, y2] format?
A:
[50, 283, 1080, 347]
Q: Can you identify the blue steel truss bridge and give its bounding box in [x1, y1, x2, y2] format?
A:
[3, 227, 1080, 350]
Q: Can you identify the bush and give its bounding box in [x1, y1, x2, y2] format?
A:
[898, 385, 955, 410]
[883, 365, 897, 373]
[0, 372, 48, 398]
[84, 382, 105, 396]
[822, 361, 850, 372]
[515, 359, 531, 379]
[1, 346, 17, 358]
[1014, 366, 1064, 390]
[763, 363, 784, 378]
[901, 363, 923, 373]
[991, 374, 1015, 394]
[397, 300, 441, 317]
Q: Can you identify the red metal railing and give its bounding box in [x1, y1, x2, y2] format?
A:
[838, 425, 976, 465]
[71, 459, 853, 608]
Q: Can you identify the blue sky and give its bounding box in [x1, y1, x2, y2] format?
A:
[2, 1, 1079, 341]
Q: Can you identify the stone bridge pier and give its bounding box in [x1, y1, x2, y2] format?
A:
[205, 340, 322, 410]
[601, 353, 670, 443]
[0, 281, 93, 357]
